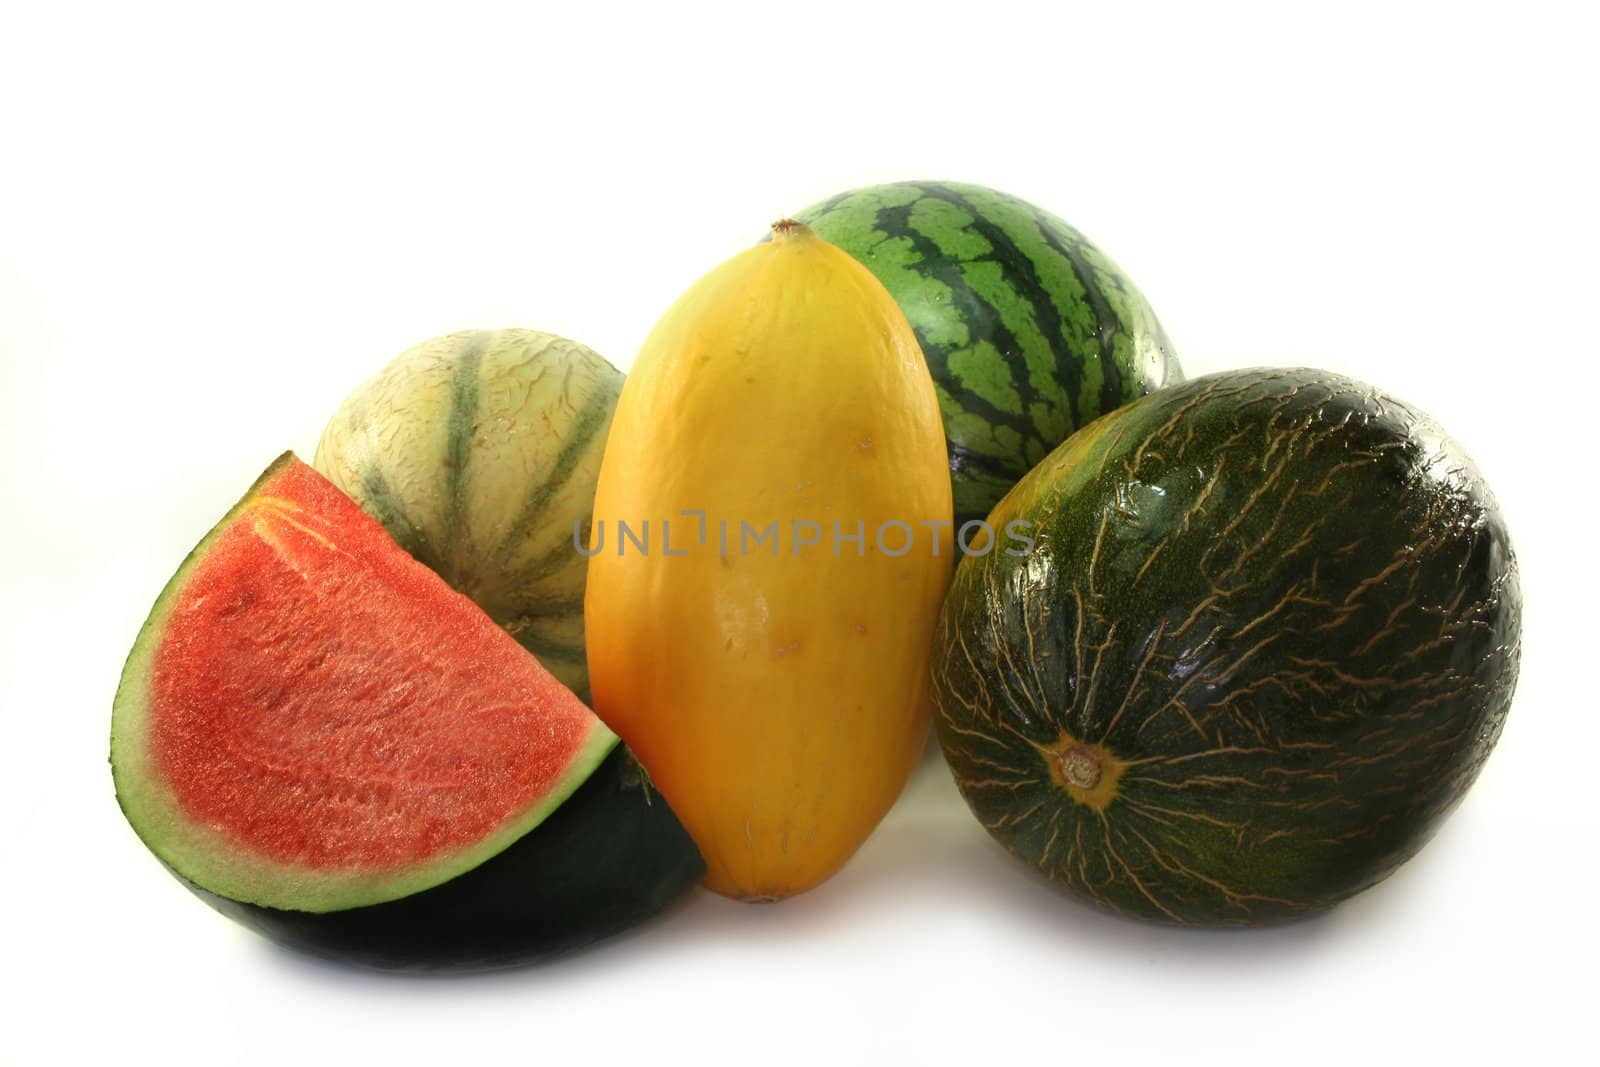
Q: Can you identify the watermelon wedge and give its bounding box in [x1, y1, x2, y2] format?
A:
[111, 453, 702, 970]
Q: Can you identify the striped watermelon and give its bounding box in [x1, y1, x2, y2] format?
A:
[315, 329, 621, 700]
[790, 181, 1182, 529]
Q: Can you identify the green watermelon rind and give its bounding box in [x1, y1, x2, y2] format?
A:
[790, 180, 1183, 529]
[185, 743, 705, 973]
[110, 452, 619, 915]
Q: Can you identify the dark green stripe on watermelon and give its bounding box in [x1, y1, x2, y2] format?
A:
[183, 747, 704, 973]
[932, 368, 1521, 925]
[783, 181, 1182, 528]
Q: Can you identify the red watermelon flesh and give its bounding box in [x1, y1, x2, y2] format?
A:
[111, 453, 616, 913]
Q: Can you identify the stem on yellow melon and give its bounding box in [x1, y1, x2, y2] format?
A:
[770, 218, 811, 242]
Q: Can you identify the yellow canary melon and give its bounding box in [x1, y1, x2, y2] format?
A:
[585, 221, 953, 900]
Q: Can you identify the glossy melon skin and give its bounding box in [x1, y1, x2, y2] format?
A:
[315, 328, 622, 700]
[587, 223, 953, 900]
[187, 748, 704, 973]
[932, 368, 1521, 925]
[791, 181, 1182, 530]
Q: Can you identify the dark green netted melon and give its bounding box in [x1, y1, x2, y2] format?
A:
[932, 368, 1521, 925]
[787, 181, 1181, 528]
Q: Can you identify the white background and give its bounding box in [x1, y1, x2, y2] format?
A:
[3, 2, 1595, 1064]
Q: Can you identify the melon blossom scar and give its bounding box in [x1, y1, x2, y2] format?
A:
[575, 510, 1036, 559]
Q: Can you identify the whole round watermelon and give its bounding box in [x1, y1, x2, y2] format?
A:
[932, 368, 1521, 925]
[791, 181, 1182, 528]
[315, 328, 621, 700]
